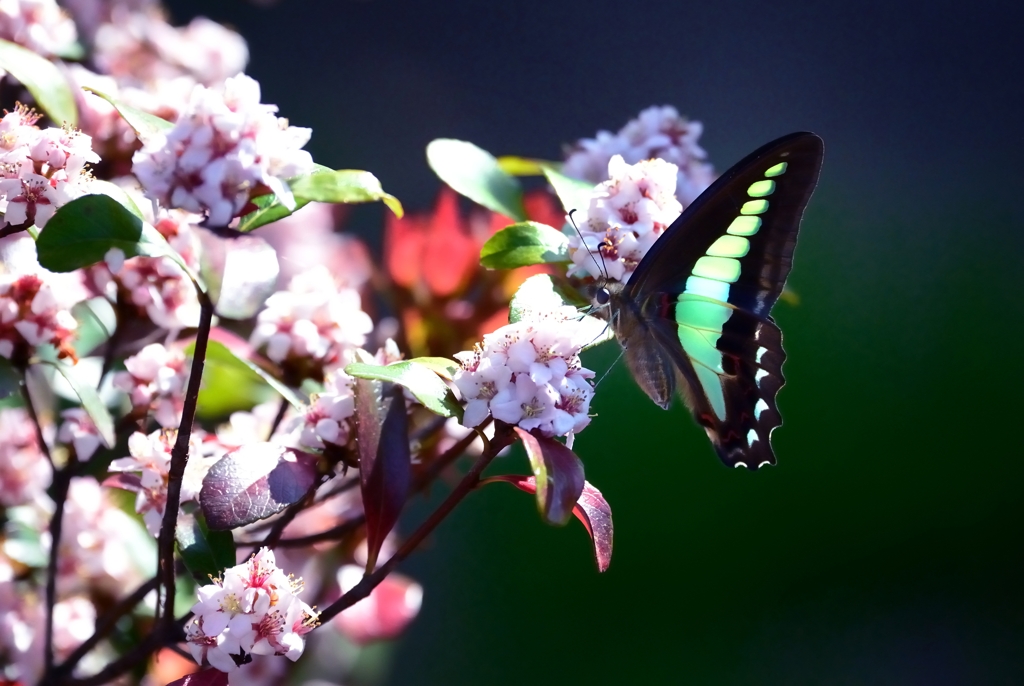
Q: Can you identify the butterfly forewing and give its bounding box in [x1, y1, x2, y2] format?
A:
[615, 132, 823, 469]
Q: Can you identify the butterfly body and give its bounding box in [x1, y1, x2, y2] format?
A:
[590, 132, 824, 469]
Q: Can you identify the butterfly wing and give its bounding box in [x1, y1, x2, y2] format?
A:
[625, 132, 824, 468]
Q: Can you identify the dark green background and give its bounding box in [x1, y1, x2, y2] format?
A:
[168, 1, 1023, 682]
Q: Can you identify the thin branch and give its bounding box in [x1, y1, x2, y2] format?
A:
[40, 467, 71, 680]
[155, 292, 214, 626]
[317, 424, 510, 624]
[259, 423, 486, 549]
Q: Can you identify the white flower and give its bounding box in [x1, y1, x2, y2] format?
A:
[107, 429, 211, 535]
[57, 408, 103, 460]
[132, 73, 313, 227]
[250, 265, 373, 377]
[454, 309, 595, 439]
[290, 369, 356, 450]
[0, 0, 77, 57]
[0, 407, 51, 507]
[112, 343, 188, 427]
[563, 105, 716, 206]
[567, 155, 684, 283]
[187, 547, 318, 673]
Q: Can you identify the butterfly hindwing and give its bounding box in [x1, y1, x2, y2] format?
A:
[617, 132, 823, 468]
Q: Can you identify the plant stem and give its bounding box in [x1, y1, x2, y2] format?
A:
[155, 293, 213, 626]
[317, 424, 509, 624]
[265, 423, 486, 549]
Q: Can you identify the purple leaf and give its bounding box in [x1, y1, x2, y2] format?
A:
[513, 427, 585, 526]
[357, 383, 411, 572]
[480, 475, 614, 572]
[200, 443, 318, 530]
[165, 668, 229, 686]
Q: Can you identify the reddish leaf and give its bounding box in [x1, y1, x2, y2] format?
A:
[200, 443, 318, 530]
[358, 384, 411, 572]
[166, 668, 229, 686]
[513, 427, 585, 526]
[481, 475, 614, 572]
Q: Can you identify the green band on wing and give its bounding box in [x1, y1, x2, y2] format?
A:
[676, 297, 732, 333]
[693, 256, 741, 283]
[747, 180, 776, 197]
[726, 216, 762, 236]
[695, 364, 727, 420]
[684, 275, 730, 302]
[740, 199, 769, 215]
[677, 326, 724, 373]
[764, 161, 788, 177]
[706, 235, 750, 257]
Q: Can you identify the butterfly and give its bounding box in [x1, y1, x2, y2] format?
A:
[589, 132, 823, 469]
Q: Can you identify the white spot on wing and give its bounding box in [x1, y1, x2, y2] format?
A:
[746, 428, 758, 446]
[755, 368, 769, 386]
[754, 398, 770, 419]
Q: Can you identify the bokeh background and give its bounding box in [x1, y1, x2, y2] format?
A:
[166, 1, 1023, 683]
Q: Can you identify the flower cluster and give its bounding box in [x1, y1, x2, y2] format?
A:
[106, 429, 211, 535]
[250, 265, 373, 381]
[567, 155, 683, 283]
[0, 0, 77, 57]
[185, 547, 319, 673]
[0, 105, 99, 230]
[0, 259, 79, 361]
[112, 342, 188, 428]
[132, 72, 313, 226]
[454, 309, 595, 438]
[563, 105, 715, 207]
[292, 369, 356, 451]
[0, 407, 50, 507]
[90, 203, 202, 330]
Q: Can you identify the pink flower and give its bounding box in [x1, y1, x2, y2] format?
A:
[187, 547, 319, 673]
[563, 105, 716, 206]
[132, 73, 313, 227]
[291, 369, 355, 450]
[0, 407, 51, 507]
[250, 265, 373, 380]
[0, 0, 77, 57]
[0, 270, 79, 361]
[112, 342, 188, 427]
[106, 429, 211, 534]
[567, 155, 683, 283]
[333, 564, 423, 645]
[454, 308, 595, 438]
[57, 408, 103, 460]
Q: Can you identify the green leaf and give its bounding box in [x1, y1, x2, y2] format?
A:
[291, 170, 403, 216]
[408, 356, 460, 381]
[497, 156, 554, 176]
[0, 39, 77, 126]
[508, 274, 613, 348]
[85, 179, 145, 220]
[346, 360, 462, 419]
[192, 339, 304, 417]
[541, 164, 595, 216]
[480, 222, 569, 269]
[426, 139, 526, 221]
[176, 508, 237, 581]
[71, 297, 116, 359]
[35, 195, 192, 278]
[83, 87, 173, 140]
[237, 167, 403, 232]
[39, 359, 115, 449]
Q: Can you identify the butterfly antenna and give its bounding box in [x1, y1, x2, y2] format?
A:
[593, 345, 626, 393]
[567, 209, 609, 280]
